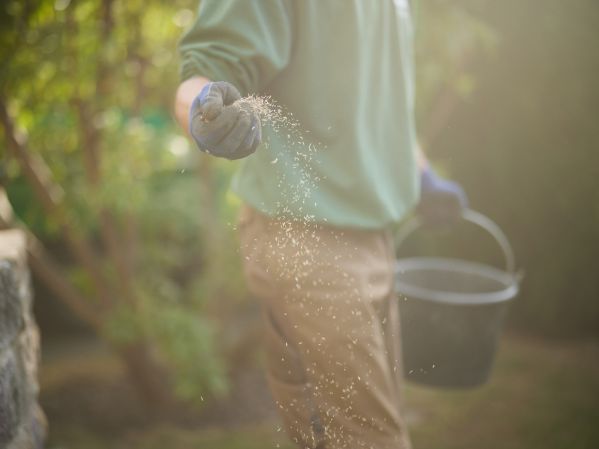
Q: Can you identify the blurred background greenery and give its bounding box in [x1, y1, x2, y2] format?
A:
[0, 0, 598, 448]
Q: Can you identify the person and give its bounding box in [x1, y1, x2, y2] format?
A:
[175, 1, 466, 448]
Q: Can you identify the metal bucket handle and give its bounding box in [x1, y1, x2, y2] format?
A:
[395, 209, 516, 274]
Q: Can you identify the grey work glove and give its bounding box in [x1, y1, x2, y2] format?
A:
[189, 81, 262, 160]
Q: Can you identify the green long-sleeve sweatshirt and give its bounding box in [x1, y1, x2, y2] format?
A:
[179, 0, 419, 229]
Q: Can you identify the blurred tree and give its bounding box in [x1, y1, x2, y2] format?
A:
[415, 0, 499, 150]
[0, 0, 247, 406]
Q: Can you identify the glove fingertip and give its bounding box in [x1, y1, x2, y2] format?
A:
[219, 81, 242, 105]
[199, 100, 223, 122]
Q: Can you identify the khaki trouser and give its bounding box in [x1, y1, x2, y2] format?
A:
[238, 205, 412, 449]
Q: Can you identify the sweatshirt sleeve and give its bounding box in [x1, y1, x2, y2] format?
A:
[178, 0, 293, 96]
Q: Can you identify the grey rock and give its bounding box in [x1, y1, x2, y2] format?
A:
[0, 349, 24, 447]
[16, 317, 41, 397]
[6, 406, 47, 449]
[0, 261, 24, 352]
[0, 229, 45, 449]
[0, 189, 13, 229]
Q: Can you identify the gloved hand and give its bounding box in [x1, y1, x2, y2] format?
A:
[189, 81, 262, 160]
[417, 167, 468, 226]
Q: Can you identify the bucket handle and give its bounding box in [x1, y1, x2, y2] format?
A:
[395, 209, 516, 274]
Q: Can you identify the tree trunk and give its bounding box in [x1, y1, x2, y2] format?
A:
[117, 342, 180, 412]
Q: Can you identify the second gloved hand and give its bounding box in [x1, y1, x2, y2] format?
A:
[189, 81, 262, 160]
[417, 167, 468, 226]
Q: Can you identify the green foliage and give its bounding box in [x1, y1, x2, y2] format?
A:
[414, 0, 499, 120]
[1, 0, 248, 403]
[103, 293, 227, 402]
[145, 302, 227, 400]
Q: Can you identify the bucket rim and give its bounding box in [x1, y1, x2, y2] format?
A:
[395, 257, 519, 305]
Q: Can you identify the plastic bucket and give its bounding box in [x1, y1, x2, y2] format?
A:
[395, 209, 519, 388]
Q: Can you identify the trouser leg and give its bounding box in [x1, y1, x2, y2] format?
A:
[262, 306, 326, 448]
[239, 206, 411, 449]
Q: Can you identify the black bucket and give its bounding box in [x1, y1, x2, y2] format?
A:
[395, 210, 519, 388]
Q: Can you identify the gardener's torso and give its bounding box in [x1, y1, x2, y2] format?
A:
[181, 0, 419, 229]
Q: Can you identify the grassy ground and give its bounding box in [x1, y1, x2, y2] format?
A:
[40, 333, 599, 449]
[407, 334, 599, 449]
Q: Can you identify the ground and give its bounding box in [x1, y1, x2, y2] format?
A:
[40, 332, 599, 449]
